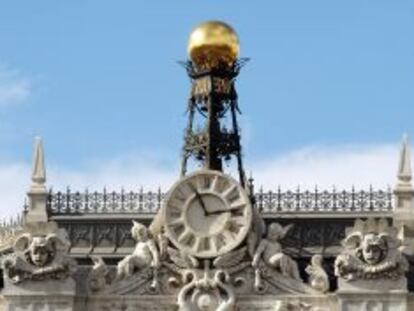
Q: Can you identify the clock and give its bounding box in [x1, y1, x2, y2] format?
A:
[163, 170, 252, 258]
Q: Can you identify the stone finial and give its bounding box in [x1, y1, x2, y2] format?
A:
[394, 135, 414, 256]
[397, 134, 412, 188]
[30, 137, 46, 193]
[394, 134, 414, 213]
[26, 137, 48, 223]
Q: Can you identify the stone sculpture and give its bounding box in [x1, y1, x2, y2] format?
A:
[88, 256, 109, 292]
[2, 221, 75, 284]
[116, 220, 160, 284]
[252, 222, 301, 280]
[305, 255, 329, 293]
[334, 218, 408, 281]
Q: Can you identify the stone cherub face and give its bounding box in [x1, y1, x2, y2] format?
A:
[336, 218, 408, 282]
[267, 223, 293, 242]
[267, 223, 283, 241]
[29, 236, 53, 267]
[311, 254, 323, 267]
[5, 222, 74, 284]
[359, 233, 387, 265]
[14, 233, 64, 268]
[131, 221, 149, 242]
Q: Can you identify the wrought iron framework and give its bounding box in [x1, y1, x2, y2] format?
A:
[180, 59, 248, 187]
[46, 186, 393, 215]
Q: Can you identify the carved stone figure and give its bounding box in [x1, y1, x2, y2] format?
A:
[334, 218, 408, 281]
[252, 222, 301, 280]
[2, 221, 75, 284]
[116, 221, 160, 282]
[88, 256, 109, 292]
[305, 255, 329, 293]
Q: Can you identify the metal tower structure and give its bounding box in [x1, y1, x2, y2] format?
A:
[179, 59, 248, 187]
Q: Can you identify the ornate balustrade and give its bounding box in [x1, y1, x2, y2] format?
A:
[256, 186, 393, 214]
[45, 186, 393, 215]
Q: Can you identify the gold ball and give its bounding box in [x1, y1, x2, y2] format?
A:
[188, 21, 240, 68]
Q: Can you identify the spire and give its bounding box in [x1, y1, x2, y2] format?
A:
[394, 134, 414, 214]
[397, 134, 412, 187]
[30, 136, 46, 192]
[394, 135, 414, 246]
[26, 137, 48, 223]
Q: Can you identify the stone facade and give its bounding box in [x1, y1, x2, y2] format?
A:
[1, 149, 413, 311]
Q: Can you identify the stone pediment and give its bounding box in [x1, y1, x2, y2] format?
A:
[88, 267, 325, 311]
[91, 265, 317, 297]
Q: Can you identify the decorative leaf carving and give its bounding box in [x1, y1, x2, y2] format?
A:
[167, 247, 199, 269]
[213, 246, 247, 268]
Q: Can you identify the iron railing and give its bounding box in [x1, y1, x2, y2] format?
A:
[46, 186, 393, 215]
[256, 187, 392, 213]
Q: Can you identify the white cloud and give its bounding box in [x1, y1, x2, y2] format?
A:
[0, 143, 402, 221]
[0, 66, 31, 106]
[48, 151, 178, 191]
[249, 143, 399, 190]
[0, 162, 30, 222]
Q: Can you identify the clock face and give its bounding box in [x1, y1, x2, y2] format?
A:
[163, 170, 252, 258]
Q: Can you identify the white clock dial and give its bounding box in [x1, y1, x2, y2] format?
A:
[163, 170, 252, 258]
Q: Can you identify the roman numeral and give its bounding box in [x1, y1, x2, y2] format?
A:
[172, 223, 185, 237]
[168, 218, 184, 227]
[194, 237, 210, 252]
[178, 230, 194, 245]
[224, 185, 240, 204]
[168, 204, 182, 217]
[212, 176, 230, 194]
[197, 175, 211, 190]
[226, 218, 243, 235]
[215, 233, 226, 251]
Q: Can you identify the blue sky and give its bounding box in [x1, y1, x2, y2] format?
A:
[0, 1, 413, 217]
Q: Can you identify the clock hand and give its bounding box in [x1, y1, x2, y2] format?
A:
[205, 205, 241, 216]
[188, 183, 208, 216]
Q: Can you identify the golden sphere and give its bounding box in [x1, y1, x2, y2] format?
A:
[188, 21, 240, 68]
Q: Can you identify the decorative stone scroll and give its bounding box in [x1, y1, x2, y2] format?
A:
[177, 266, 235, 311]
